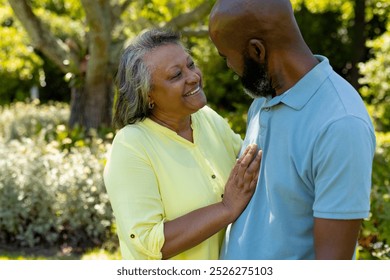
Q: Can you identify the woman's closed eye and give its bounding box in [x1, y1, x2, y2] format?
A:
[170, 61, 195, 80]
[188, 61, 195, 69]
[170, 71, 182, 80]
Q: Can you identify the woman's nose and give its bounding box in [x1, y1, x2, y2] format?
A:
[186, 70, 200, 84]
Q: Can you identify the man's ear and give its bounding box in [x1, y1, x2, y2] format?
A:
[247, 39, 266, 63]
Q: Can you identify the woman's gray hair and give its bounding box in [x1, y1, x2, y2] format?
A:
[113, 29, 181, 129]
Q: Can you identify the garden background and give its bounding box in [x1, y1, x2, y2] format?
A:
[0, 0, 389, 260]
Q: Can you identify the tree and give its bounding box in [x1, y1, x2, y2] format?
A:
[6, 0, 214, 129]
[0, 1, 42, 104]
[293, 0, 389, 90]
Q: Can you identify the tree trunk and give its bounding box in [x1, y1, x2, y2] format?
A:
[69, 83, 113, 130]
[68, 64, 113, 130]
[81, 75, 113, 130]
[349, 0, 366, 90]
[69, 86, 83, 128]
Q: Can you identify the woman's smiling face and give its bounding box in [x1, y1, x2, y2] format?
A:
[145, 43, 207, 119]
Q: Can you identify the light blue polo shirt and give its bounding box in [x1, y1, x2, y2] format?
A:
[220, 56, 376, 260]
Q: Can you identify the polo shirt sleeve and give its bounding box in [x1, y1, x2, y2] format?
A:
[103, 128, 165, 259]
[312, 116, 376, 219]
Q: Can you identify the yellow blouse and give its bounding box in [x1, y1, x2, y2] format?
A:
[103, 106, 242, 260]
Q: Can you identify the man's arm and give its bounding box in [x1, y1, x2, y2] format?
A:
[312, 117, 375, 260]
[314, 218, 362, 259]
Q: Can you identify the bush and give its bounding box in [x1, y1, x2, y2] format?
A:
[359, 132, 390, 259]
[0, 102, 115, 249]
[357, 30, 390, 259]
[0, 101, 69, 142]
[359, 31, 390, 132]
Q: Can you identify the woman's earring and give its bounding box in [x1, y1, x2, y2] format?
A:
[148, 102, 155, 110]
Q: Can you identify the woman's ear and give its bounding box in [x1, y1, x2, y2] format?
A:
[148, 95, 155, 110]
[247, 39, 266, 63]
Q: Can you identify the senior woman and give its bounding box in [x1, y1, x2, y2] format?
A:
[103, 29, 261, 260]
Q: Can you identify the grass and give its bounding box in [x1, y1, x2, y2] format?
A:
[81, 248, 121, 260]
[0, 245, 121, 260]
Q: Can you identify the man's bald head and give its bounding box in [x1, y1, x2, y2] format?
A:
[209, 0, 317, 96]
[209, 0, 302, 54]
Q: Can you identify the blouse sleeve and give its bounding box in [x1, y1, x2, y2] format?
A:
[218, 112, 243, 157]
[203, 106, 243, 157]
[103, 128, 165, 259]
[227, 124, 243, 157]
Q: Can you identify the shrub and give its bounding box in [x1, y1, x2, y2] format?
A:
[360, 132, 390, 259]
[359, 31, 390, 132]
[0, 102, 115, 249]
[0, 101, 69, 142]
[357, 30, 390, 259]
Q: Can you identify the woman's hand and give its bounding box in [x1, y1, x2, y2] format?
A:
[161, 144, 261, 259]
[222, 144, 262, 222]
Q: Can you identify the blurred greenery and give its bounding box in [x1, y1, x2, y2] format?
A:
[0, 0, 389, 259]
[357, 25, 390, 260]
[0, 3, 42, 104]
[359, 31, 390, 132]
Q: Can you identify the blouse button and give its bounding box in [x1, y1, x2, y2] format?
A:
[211, 174, 216, 179]
[130, 234, 135, 239]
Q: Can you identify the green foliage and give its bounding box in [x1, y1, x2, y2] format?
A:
[0, 0, 85, 104]
[0, 102, 115, 249]
[135, 0, 207, 22]
[120, 0, 211, 39]
[0, 4, 43, 104]
[33, 1, 85, 43]
[214, 104, 248, 139]
[359, 31, 390, 132]
[292, 0, 390, 84]
[356, 30, 390, 258]
[360, 132, 390, 259]
[0, 0, 216, 108]
[295, 4, 350, 74]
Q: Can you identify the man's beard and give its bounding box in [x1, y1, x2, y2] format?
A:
[241, 55, 275, 98]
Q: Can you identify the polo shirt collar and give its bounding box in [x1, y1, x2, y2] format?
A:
[266, 55, 333, 110]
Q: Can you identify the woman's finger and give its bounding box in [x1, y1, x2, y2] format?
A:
[242, 149, 262, 184]
[236, 144, 258, 171]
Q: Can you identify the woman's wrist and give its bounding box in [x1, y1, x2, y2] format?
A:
[218, 200, 239, 224]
